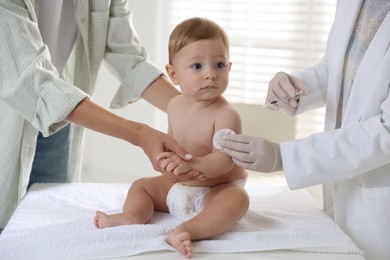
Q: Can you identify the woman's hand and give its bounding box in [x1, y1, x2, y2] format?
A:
[136, 124, 190, 169]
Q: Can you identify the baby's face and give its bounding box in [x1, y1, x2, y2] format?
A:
[170, 39, 231, 101]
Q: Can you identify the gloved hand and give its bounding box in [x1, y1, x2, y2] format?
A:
[267, 72, 310, 116]
[216, 134, 283, 173]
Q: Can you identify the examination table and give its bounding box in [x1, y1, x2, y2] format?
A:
[0, 178, 363, 259]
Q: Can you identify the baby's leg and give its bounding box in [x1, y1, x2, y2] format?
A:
[95, 176, 173, 228]
[94, 210, 133, 228]
[166, 184, 249, 257]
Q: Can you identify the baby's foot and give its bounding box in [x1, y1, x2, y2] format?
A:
[94, 210, 114, 229]
[94, 210, 144, 228]
[166, 231, 192, 259]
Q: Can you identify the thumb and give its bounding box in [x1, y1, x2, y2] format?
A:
[290, 76, 310, 96]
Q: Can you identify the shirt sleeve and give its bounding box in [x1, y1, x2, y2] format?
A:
[281, 115, 390, 190]
[0, 2, 89, 136]
[290, 55, 329, 116]
[103, 0, 163, 109]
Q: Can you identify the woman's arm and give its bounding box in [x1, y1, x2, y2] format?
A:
[141, 76, 180, 112]
[67, 98, 191, 171]
[104, 0, 179, 111]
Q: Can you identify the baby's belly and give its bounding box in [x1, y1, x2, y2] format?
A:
[183, 168, 247, 187]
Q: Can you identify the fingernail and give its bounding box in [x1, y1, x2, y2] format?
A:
[185, 154, 193, 160]
[197, 175, 206, 180]
[192, 171, 199, 177]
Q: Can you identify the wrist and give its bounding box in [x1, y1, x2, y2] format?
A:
[124, 121, 146, 147]
[271, 143, 283, 172]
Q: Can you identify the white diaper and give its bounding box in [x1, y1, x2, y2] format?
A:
[213, 128, 236, 152]
[166, 183, 211, 221]
[166, 178, 247, 221]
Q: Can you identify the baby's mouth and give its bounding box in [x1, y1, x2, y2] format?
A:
[200, 85, 218, 90]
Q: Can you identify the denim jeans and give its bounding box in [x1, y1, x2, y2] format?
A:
[28, 124, 71, 188]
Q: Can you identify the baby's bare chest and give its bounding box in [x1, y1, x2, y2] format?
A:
[170, 111, 217, 155]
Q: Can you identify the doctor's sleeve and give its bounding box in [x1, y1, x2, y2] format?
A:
[281, 114, 390, 190]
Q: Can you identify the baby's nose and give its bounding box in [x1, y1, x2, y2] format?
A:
[205, 68, 216, 79]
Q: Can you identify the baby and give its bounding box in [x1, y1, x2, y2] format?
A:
[94, 17, 249, 259]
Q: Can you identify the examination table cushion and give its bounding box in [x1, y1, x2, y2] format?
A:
[0, 182, 362, 259]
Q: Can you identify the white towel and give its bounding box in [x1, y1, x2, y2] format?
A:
[0, 182, 362, 259]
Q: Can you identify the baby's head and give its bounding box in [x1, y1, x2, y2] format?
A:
[168, 17, 229, 64]
[166, 18, 231, 101]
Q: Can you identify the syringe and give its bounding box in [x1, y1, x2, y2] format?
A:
[263, 90, 303, 108]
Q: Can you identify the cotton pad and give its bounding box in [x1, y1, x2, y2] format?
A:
[213, 128, 236, 152]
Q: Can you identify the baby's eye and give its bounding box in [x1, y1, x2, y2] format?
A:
[191, 63, 202, 70]
[216, 62, 226, 69]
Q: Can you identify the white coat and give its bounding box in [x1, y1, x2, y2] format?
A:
[281, 1, 390, 259]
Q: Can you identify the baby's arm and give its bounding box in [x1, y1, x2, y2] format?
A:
[158, 151, 232, 179]
[159, 105, 242, 178]
[192, 106, 242, 178]
[189, 151, 236, 178]
[158, 148, 236, 178]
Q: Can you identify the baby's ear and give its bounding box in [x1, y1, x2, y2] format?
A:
[165, 64, 179, 85]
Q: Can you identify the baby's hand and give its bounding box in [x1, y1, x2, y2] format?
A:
[157, 152, 206, 181]
[158, 152, 192, 175]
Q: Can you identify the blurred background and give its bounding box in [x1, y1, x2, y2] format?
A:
[81, 0, 337, 205]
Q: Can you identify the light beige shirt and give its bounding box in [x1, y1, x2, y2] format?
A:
[0, 0, 162, 228]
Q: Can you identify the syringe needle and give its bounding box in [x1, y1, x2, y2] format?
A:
[263, 90, 303, 108]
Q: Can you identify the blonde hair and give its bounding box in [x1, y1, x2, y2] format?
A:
[168, 17, 229, 64]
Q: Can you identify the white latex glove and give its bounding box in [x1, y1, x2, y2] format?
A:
[267, 72, 310, 116]
[216, 134, 282, 173]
